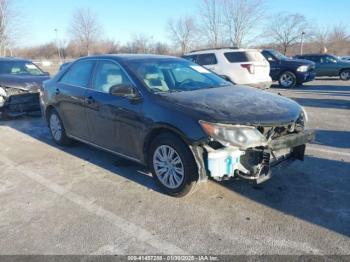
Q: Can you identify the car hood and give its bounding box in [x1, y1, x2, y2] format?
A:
[157, 86, 302, 126]
[338, 60, 350, 66]
[0, 74, 50, 91]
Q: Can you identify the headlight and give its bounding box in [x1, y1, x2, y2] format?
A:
[0, 87, 7, 107]
[295, 107, 308, 131]
[297, 65, 308, 72]
[0, 87, 6, 97]
[199, 121, 267, 149]
[301, 107, 308, 123]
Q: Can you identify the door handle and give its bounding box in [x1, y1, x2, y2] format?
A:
[86, 96, 95, 104]
[55, 88, 60, 95]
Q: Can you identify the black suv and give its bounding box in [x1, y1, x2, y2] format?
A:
[262, 49, 316, 88]
[41, 55, 314, 197]
[294, 54, 350, 80]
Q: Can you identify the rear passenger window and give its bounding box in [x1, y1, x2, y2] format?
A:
[196, 53, 217, 65]
[60, 60, 95, 87]
[224, 51, 264, 63]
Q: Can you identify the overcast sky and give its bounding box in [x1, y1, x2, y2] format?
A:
[16, 0, 350, 47]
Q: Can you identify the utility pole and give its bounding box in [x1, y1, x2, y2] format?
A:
[54, 28, 62, 64]
[300, 31, 305, 55]
[0, 3, 5, 57]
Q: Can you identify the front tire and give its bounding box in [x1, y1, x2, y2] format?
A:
[279, 71, 296, 88]
[339, 69, 350, 81]
[149, 133, 199, 197]
[48, 109, 72, 146]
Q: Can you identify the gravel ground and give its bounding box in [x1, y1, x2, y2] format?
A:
[0, 79, 349, 256]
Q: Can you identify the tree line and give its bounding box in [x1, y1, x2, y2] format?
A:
[1, 0, 349, 60]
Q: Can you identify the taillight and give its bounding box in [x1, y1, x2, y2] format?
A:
[241, 64, 255, 74]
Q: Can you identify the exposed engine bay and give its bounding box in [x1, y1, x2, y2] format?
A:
[198, 111, 315, 184]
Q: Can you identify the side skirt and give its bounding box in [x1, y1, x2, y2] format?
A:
[68, 134, 144, 165]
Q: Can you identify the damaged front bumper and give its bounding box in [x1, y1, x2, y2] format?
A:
[203, 129, 315, 184]
[0, 90, 41, 118]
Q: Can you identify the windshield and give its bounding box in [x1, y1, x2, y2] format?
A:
[127, 59, 231, 93]
[0, 61, 45, 76]
[327, 54, 340, 61]
[269, 50, 289, 60]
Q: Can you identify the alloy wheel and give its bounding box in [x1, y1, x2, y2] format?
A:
[50, 113, 62, 142]
[153, 145, 184, 189]
[340, 71, 350, 80]
[280, 73, 294, 87]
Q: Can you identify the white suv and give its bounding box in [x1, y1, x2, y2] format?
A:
[183, 48, 272, 89]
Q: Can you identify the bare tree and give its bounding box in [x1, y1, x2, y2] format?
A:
[94, 39, 120, 54]
[222, 0, 265, 48]
[327, 24, 349, 55]
[167, 16, 197, 54]
[265, 13, 309, 54]
[198, 0, 222, 48]
[0, 0, 20, 56]
[312, 26, 330, 53]
[69, 7, 102, 56]
[122, 34, 155, 54]
[152, 42, 170, 55]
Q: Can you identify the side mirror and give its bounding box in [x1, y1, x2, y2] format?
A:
[109, 84, 139, 99]
[267, 57, 275, 62]
[44, 71, 50, 76]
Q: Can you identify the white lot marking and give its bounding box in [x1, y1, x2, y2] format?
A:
[0, 157, 185, 255]
[90, 244, 125, 255]
[308, 146, 350, 158]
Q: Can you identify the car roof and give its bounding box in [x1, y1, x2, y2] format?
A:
[79, 54, 179, 62]
[186, 48, 259, 55]
[297, 54, 328, 56]
[0, 57, 32, 62]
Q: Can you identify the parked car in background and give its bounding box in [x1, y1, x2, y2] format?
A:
[0, 57, 50, 118]
[41, 54, 314, 197]
[341, 56, 350, 61]
[294, 54, 350, 80]
[183, 48, 272, 89]
[261, 49, 316, 88]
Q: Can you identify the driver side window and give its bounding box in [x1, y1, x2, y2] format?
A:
[93, 61, 132, 93]
[325, 56, 336, 63]
[262, 52, 275, 62]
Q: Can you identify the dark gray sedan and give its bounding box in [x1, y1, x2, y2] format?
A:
[41, 54, 314, 197]
[0, 58, 50, 118]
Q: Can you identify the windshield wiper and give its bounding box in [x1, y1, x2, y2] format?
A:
[206, 84, 229, 89]
[168, 89, 183, 93]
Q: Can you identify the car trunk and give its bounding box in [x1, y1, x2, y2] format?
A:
[225, 51, 271, 84]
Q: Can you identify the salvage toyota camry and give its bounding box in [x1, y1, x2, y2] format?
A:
[0, 58, 50, 118]
[41, 55, 314, 197]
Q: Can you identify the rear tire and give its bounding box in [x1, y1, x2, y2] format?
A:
[279, 71, 296, 88]
[149, 133, 199, 197]
[339, 69, 350, 81]
[48, 109, 72, 146]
